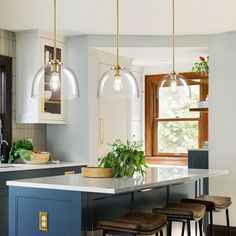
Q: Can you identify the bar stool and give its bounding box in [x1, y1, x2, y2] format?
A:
[182, 195, 232, 236]
[98, 212, 167, 236]
[153, 202, 206, 236]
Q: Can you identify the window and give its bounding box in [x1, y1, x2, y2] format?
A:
[145, 72, 208, 161]
[0, 56, 12, 162]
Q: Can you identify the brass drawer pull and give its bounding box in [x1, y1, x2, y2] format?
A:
[100, 117, 104, 144]
[64, 171, 75, 175]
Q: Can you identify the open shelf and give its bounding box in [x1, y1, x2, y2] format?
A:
[45, 100, 61, 104]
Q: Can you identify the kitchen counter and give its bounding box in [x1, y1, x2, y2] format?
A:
[1, 162, 86, 236]
[8, 167, 228, 236]
[0, 162, 87, 172]
[7, 167, 228, 194]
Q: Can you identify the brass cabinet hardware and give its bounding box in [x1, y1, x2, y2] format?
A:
[99, 118, 104, 144]
[64, 171, 75, 175]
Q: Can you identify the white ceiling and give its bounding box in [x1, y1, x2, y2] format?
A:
[0, 0, 236, 36]
[96, 47, 209, 67]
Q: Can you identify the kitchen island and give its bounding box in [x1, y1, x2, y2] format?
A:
[7, 167, 228, 236]
[0, 162, 86, 236]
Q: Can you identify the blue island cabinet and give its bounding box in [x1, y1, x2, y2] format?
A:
[0, 165, 83, 236]
[9, 187, 82, 236]
[7, 167, 226, 236]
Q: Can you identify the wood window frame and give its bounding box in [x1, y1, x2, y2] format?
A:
[0, 55, 12, 162]
[145, 72, 208, 164]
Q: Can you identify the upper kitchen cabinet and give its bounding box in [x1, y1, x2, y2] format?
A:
[16, 30, 67, 124]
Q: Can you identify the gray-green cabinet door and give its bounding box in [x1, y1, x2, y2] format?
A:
[0, 188, 8, 236]
[0, 165, 83, 236]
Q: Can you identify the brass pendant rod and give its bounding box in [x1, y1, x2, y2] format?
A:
[53, 0, 57, 61]
[172, 0, 175, 72]
[116, 0, 120, 66]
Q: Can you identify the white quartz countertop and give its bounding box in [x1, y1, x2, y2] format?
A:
[0, 162, 86, 173]
[7, 167, 228, 194]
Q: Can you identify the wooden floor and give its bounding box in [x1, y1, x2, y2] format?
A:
[207, 225, 236, 236]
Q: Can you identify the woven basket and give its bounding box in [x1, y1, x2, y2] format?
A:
[82, 167, 113, 178]
[23, 152, 50, 164]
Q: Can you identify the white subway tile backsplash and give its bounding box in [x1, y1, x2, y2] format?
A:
[12, 58, 16, 76]
[3, 31, 9, 40]
[0, 39, 4, 55]
[12, 93, 16, 112]
[0, 29, 4, 38]
[12, 75, 16, 95]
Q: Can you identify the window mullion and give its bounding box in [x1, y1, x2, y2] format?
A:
[156, 117, 200, 122]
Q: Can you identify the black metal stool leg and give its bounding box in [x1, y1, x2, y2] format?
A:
[198, 219, 203, 236]
[226, 208, 231, 236]
[160, 229, 164, 236]
[181, 222, 185, 236]
[102, 230, 106, 236]
[187, 220, 191, 236]
[167, 221, 172, 236]
[210, 211, 213, 236]
[195, 221, 198, 236]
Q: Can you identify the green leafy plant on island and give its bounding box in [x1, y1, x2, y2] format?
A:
[8, 139, 33, 163]
[192, 56, 209, 75]
[98, 138, 148, 178]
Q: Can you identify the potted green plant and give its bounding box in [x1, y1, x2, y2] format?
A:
[98, 138, 147, 178]
[192, 56, 209, 76]
[8, 139, 33, 163]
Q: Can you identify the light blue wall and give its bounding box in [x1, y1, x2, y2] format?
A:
[47, 35, 209, 162]
[46, 34, 210, 163]
[46, 33, 236, 226]
[87, 35, 210, 47]
[47, 36, 89, 162]
[209, 31, 236, 225]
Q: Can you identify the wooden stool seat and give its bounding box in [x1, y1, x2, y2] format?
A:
[153, 203, 206, 236]
[182, 195, 232, 211]
[182, 195, 232, 236]
[98, 212, 167, 235]
[153, 203, 206, 221]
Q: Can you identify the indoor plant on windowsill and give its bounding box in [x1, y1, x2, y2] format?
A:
[98, 138, 148, 178]
[192, 56, 209, 76]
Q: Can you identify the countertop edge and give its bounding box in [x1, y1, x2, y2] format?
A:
[7, 169, 229, 194]
[0, 162, 87, 173]
[7, 180, 115, 194]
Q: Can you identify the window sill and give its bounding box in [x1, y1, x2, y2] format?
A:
[145, 156, 188, 166]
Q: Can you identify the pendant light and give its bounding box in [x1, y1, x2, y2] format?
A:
[159, 0, 191, 99]
[31, 0, 79, 99]
[97, 0, 139, 99]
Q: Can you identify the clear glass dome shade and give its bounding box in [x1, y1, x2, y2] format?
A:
[97, 67, 139, 99]
[31, 63, 80, 99]
[159, 72, 191, 100]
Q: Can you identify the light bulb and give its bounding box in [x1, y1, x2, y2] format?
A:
[170, 79, 177, 94]
[50, 72, 60, 91]
[113, 76, 123, 93]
